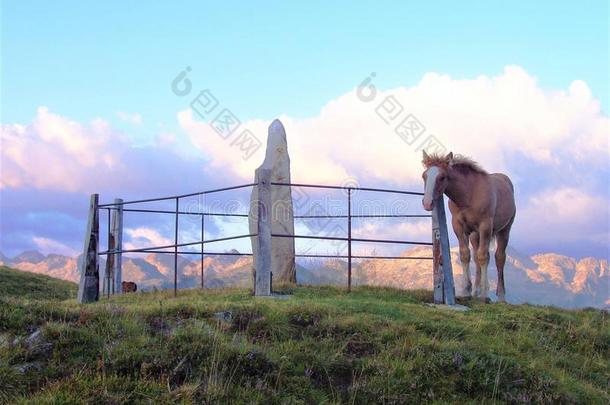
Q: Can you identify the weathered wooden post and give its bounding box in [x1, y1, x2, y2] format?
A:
[104, 209, 115, 298]
[254, 168, 272, 296]
[112, 199, 123, 295]
[201, 212, 205, 289]
[431, 206, 444, 304]
[173, 197, 179, 297]
[431, 195, 456, 305]
[347, 188, 352, 292]
[77, 194, 100, 303]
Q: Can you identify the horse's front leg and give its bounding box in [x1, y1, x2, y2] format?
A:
[452, 218, 471, 296]
[469, 232, 480, 298]
[475, 221, 493, 301]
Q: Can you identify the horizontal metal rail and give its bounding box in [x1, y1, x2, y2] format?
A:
[99, 181, 424, 208]
[112, 209, 428, 219]
[294, 214, 431, 219]
[104, 207, 429, 220]
[271, 233, 433, 246]
[351, 255, 432, 260]
[295, 253, 433, 260]
[351, 237, 433, 246]
[98, 249, 432, 262]
[98, 183, 257, 207]
[118, 208, 249, 217]
[272, 181, 425, 196]
[98, 233, 257, 255]
[105, 250, 254, 256]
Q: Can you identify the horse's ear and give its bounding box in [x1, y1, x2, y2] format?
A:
[422, 150, 430, 160]
[445, 151, 453, 161]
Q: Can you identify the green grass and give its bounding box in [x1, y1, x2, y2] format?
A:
[0, 268, 608, 404]
[0, 266, 77, 300]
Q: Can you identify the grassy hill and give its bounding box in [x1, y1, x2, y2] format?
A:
[0, 267, 608, 404]
[0, 265, 77, 300]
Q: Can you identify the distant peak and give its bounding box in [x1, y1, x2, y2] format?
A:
[14, 250, 46, 263]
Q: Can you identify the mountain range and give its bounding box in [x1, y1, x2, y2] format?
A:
[1, 247, 607, 309]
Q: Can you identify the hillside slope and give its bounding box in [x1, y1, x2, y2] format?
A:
[0, 272, 608, 403]
[0, 265, 77, 300]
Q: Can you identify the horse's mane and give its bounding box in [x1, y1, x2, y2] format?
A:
[422, 153, 487, 174]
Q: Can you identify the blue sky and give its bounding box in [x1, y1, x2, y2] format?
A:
[1, 1, 609, 259]
[2, 1, 608, 126]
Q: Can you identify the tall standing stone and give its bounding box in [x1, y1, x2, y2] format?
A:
[77, 194, 100, 303]
[249, 119, 296, 285]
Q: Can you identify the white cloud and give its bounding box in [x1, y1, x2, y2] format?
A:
[124, 227, 173, 250]
[353, 220, 430, 242]
[0, 107, 200, 195]
[116, 111, 143, 125]
[33, 236, 78, 257]
[1, 107, 127, 191]
[518, 187, 609, 244]
[178, 65, 609, 188]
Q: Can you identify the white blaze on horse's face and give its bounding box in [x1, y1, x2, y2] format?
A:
[422, 166, 440, 211]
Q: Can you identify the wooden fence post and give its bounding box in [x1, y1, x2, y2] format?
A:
[431, 199, 444, 304]
[254, 168, 272, 296]
[77, 194, 100, 303]
[113, 199, 123, 295]
[201, 212, 205, 289]
[431, 195, 456, 305]
[347, 188, 352, 292]
[174, 197, 179, 297]
[104, 209, 115, 298]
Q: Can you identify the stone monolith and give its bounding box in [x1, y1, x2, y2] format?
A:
[249, 119, 296, 285]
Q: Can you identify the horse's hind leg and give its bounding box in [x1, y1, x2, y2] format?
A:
[469, 232, 480, 298]
[495, 222, 512, 303]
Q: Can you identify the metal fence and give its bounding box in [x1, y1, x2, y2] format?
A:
[97, 183, 256, 297]
[78, 178, 455, 304]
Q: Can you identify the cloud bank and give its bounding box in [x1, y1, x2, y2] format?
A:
[178, 66, 608, 186]
[1, 66, 608, 258]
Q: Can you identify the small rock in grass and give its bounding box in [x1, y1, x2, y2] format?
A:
[13, 362, 43, 374]
[0, 333, 8, 348]
[25, 329, 43, 346]
[30, 342, 54, 358]
[213, 311, 233, 322]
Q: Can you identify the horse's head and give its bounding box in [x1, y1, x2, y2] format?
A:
[421, 151, 453, 211]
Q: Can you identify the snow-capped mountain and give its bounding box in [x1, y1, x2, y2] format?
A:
[1, 247, 607, 309]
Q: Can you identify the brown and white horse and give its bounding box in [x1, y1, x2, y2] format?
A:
[421, 151, 516, 302]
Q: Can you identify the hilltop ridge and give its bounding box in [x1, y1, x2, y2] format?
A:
[0, 267, 608, 403]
